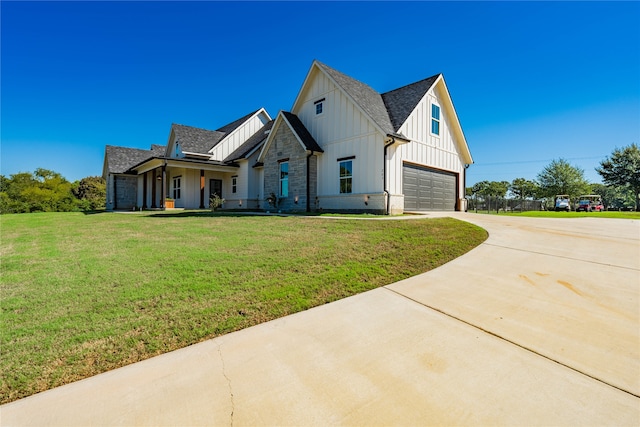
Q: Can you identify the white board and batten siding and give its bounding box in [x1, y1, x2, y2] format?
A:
[231, 150, 264, 209]
[295, 69, 385, 199]
[390, 85, 466, 198]
[209, 112, 269, 161]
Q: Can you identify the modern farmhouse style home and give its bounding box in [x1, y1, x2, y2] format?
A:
[103, 60, 473, 213]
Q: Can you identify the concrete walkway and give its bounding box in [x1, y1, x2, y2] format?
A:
[2, 213, 639, 426]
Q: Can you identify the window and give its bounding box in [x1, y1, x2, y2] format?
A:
[339, 160, 353, 194]
[431, 104, 440, 136]
[173, 176, 181, 199]
[232, 176, 237, 194]
[279, 162, 289, 197]
[314, 98, 325, 116]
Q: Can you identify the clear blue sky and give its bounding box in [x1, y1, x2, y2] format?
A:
[2, 1, 638, 186]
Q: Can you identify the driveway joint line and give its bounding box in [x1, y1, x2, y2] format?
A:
[484, 243, 640, 271]
[383, 286, 640, 399]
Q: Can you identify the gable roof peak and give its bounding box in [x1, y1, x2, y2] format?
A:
[381, 73, 442, 131]
[215, 109, 262, 134]
[311, 61, 395, 136]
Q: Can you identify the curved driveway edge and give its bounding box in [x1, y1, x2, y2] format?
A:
[2, 213, 639, 426]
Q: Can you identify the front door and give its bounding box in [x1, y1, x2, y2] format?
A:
[210, 179, 222, 199]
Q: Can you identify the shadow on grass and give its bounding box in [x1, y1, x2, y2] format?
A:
[145, 210, 277, 219]
[81, 210, 108, 215]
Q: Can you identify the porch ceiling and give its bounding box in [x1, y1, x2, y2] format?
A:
[131, 157, 239, 175]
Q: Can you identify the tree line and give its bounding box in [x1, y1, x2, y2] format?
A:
[468, 144, 639, 212]
[0, 169, 106, 214]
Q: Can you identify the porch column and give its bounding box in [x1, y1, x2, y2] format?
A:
[199, 169, 205, 209]
[161, 165, 167, 209]
[151, 169, 157, 208]
[142, 172, 148, 209]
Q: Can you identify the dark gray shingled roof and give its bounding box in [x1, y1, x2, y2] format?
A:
[282, 112, 324, 153]
[216, 110, 260, 134]
[225, 120, 275, 162]
[315, 61, 395, 136]
[172, 124, 225, 154]
[105, 145, 155, 174]
[382, 74, 440, 131]
[151, 144, 166, 156]
[315, 60, 440, 135]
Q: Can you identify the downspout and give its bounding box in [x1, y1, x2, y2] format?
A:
[306, 151, 314, 213]
[463, 164, 469, 212]
[383, 137, 397, 215]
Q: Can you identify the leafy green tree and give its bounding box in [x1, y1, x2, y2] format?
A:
[0, 172, 36, 213]
[509, 178, 538, 208]
[596, 143, 640, 210]
[0, 169, 77, 213]
[591, 183, 636, 210]
[471, 181, 490, 212]
[72, 176, 106, 211]
[0, 175, 9, 193]
[537, 159, 590, 201]
[486, 181, 509, 213]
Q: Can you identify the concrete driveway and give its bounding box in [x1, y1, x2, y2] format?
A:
[2, 213, 639, 426]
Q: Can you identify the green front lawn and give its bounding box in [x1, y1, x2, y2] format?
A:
[0, 211, 487, 404]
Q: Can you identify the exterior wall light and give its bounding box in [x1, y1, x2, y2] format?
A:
[364, 195, 369, 206]
[294, 196, 299, 204]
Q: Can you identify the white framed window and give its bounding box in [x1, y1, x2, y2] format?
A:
[279, 162, 289, 197]
[314, 98, 325, 116]
[173, 176, 181, 199]
[431, 103, 441, 136]
[339, 160, 353, 194]
[232, 176, 237, 194]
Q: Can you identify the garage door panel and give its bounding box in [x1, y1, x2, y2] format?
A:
[403, 164, 457, 211]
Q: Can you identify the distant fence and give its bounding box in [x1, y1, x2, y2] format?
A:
[467, 197, 544, 212]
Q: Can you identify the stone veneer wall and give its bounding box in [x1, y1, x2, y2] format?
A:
[114, 175, 138, 210]
[264, 124, 317, 212]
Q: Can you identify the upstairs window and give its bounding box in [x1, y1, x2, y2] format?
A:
[173, 176, 181, 199]
[339, 160, 353, 194]
[314, 98, 325, 116]
[280, 162, 289, 197]
[431, 104, 441, 136]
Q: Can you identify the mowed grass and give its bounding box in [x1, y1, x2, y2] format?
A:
[0, 211, 487, 404]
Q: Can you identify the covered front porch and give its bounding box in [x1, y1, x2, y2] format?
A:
[132, 158, 239, 210]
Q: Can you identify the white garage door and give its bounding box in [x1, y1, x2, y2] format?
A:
[403, 164, 457, 211]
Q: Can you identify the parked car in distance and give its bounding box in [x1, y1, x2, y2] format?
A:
[576, 195, 605, 212]
[554, 195, 571, 211]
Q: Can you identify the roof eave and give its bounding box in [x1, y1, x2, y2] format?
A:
[434, 77, 473, 164]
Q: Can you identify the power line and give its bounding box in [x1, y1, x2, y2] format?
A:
[472, 156, 605, 167]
